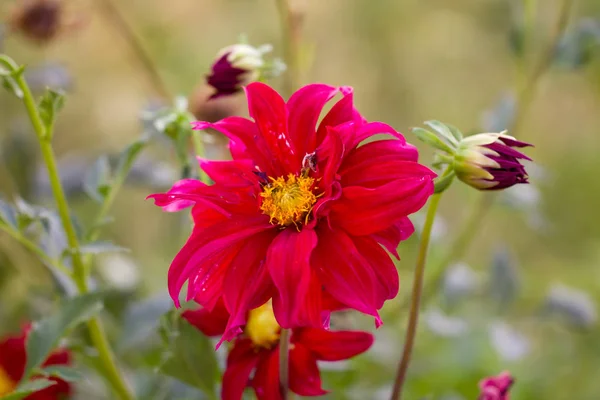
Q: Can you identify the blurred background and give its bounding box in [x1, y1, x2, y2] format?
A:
[1, 0, 600, 399]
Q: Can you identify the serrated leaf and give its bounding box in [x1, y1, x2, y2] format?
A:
[412, 128, 455, 154]
[37, 365, 84, 382]
[83, 156, 112, 203]
[78, 241, 129, 255]
[23, 293, 104, 380]
[0, 198, 17, 228]
[158, 311, 219, 397]
[424, 120, 460, 146]
[0, 378, 57, 400]
[38, 88, 65, 130]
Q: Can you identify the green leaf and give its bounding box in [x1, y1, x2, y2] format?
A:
[37, 89, 65, 131]
[115, 139, 147, 178]
[0, 198, 18, 229]
[83, 156, 112, 203]
[0, 379, 57, 400]
[37, 365, 85, 382]
[158, 310, 219, 397]
[23, 293, 104, 380]
[78, 241, 129, 255]
[433, 171, 456, 194]
[424, 120, 460, 146]
[412, 128, 455, 154]
[445, 123, 464, 141]
[119, 292, 173, 351]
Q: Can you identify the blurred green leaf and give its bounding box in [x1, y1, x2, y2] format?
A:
[83, 156, 112, 203]
[158, 310, 219, 397]
[489, 247, 520, 307]
[434, 172, 455, 194]
[412, 128, 455, 154]
[78, 241, 129, 255]
[0, 379, 57, 400]
[37, 365, 85, 382]
[115, 139, 148, 179]
[0, 55, 24, 99]
[0, 198, 18, 229]
[482, 94, 515, 132]
[23, 292, 104, 381]
[119, 292, 173, 351]
[37, 89, 65, 131]
[555, 18, 600, 69]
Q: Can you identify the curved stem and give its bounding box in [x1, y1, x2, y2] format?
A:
[279, 328, 291, 399]
[390, 192, 443, 400]
[14, 70, 135, 400]
[97, 0, 170, 99]
[275, 0, 303, 95]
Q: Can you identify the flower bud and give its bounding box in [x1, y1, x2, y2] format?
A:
[8, 0, 83, 45]
[453, 132, 532, 190]
[478, 371, 514, 400]
[206, 43, 285, 99]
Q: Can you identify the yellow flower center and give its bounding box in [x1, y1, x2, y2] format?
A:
[0, 365, 15, 396]
[245, 302, 280, 349]
[260, 173, 317, 226]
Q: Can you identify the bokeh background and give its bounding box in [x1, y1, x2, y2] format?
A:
[1, 0, 600, 399]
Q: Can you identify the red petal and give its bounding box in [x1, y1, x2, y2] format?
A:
[245, 82, 295, 174]
[222, 339, 261, 400]
[294, 269, 325, 328]
[316, 86, 364, 146]
[330, 175, 434, 236]
[221, 230, 277, 346]
[370, 217, 415, 259]
[251, 347, 281, 400]
[348, 121, 406, 149]
[0, 331, 26, 380]
[198, 158, 261, 189]
[295, 328, 374, 361]
[352, 235, 399, 301]
[312, 227, 383, 324]
[193, 116, 279, 176]
[182, 300, 229, 337]
[288, 342, 327, 396]
[287, 84, 338, 160]
[267, 228, 318, 328]
[341, 158, 433, 189]
[168, 216, 273, 307]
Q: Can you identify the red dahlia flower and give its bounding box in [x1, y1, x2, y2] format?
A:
[149, 83, 435, 343]
[183, 301, 373, 400]
[0, 325, 72, 399]
[478, 371, 514, 400]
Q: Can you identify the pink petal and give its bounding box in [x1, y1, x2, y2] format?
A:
[182, 300, 229, 337]
[370, 217, 415, 259]
[222, 338, 261, 400]
[251, 347, 281, 400]
[220, 230, 277, 347]
[348, 121, 406, 149]
[330, 176, 434, 236]
[287, 84, 338, 160]
[312, 227, 383, 325]
[266, 228, 318, 328]
[294, 328, 374, 361]
[288, 342, 327, 396]
[245, 82, 296, 174]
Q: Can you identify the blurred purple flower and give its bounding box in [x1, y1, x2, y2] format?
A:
[478, 371, 514, 400]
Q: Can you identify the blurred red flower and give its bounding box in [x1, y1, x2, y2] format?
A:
[149, 83, 435, 343]
[0, 325, 72, 399]
[184, 301, 373, 400]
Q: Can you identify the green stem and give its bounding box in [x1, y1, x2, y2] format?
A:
[0, 225, 71, 277]
[14, 72, 135, 400]
[390, 191, 444, 400]
[275, 0, 302, 95]
[279, 328, 291, 400]
[191, 131, 210, 184]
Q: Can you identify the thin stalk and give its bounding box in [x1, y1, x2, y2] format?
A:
[390, 192, 443, 400]
[191, 131, 210, 184]
[14, 72, 135, 400]
[279, 328, 291, 400]
[97, 0, 170, 99]
[275, 0, 302, 95]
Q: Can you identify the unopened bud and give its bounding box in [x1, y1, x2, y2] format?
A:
[206, 43, 285, 99]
